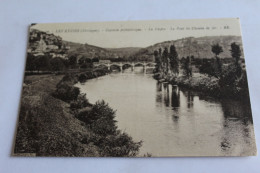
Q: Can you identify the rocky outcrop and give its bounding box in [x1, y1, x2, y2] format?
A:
[28, 29, 70, 59]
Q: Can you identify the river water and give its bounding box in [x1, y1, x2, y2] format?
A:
[75, 67, 256, 156]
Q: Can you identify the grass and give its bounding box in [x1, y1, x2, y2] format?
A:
[15, 74, 100, 156]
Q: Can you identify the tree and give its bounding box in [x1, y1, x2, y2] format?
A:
[211, 43, 223, 59]
[50, 57, 65, 71]
[159, 48, 162, 55]
[199, 59, 215, 77]
[26, 53, 36, 71]
[68, 55, 77, 66]
[154, 50, 160, 73]
[162, 47, 169, 73]
[211, 44, 223, 77]
[181, 56, 192, 77]
[169, 45, 179, 76]
[230, 42, 241, 64]
[92, 57, 99, 63]
[34, 55, 50, 71]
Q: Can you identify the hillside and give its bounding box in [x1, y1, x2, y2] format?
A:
[64, 41, 142, 59]
[30, 29, 244, 62]
[106, 47, 142, 57]
[135, 36, 244, 60]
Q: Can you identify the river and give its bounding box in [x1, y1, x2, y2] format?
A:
[75, 67, 256, 157]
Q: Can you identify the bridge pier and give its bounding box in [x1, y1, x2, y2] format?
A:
[143, 65, 147, 73]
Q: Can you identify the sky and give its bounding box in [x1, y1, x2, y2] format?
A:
[32, 18, 242, 48]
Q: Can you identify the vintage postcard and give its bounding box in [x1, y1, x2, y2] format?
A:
[13, 18, 257, 157]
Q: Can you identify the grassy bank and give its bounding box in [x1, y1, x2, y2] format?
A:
[14, 68, 142, 157]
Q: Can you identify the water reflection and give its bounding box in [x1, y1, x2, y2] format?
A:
[155, 82, 256, 156]
[171, 85, 180, 109]
[163, 83, 170, 107]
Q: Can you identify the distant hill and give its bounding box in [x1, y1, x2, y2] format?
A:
[64, 41, 142, 59]
[106, 47, 142, 57]
[37, 31, 244, 62]
[134, 36, 244, 60]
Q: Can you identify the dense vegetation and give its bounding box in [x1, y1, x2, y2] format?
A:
[53, 72, 143, 156]
[154, 42, 250, 99]
[15, 70, 142, 157]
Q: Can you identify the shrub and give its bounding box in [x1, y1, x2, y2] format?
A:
[75, 100, 142, 157]
[98, 132, 142, 157]
[61, 73, 78, 84]
[219, 63, 248, 98]
[78, 74, 87, 83]
[53, 82, 80, 102]
[76, 100, 117, 134]
[70, 93, 90, 109]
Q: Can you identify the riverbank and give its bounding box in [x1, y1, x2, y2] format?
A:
[154, 72, 221, 97]
[155, 70, 251, 101]
[14, 68, 142, 157]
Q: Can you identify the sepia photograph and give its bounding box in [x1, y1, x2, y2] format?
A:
[13, 18, 257, 157]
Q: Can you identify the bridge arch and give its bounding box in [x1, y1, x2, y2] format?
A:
[146, 62, 156, 67]
[110, 64, 122, 71]
[95, 63, 109, 68]
[134, 63, 144, 67]
[122, 63, 133, 67]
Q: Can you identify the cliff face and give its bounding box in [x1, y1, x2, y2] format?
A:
[135, 36, 244, 60]
[27, 29, 69, 59]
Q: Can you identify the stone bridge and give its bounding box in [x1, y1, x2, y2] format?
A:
[93, 62, 156, 71]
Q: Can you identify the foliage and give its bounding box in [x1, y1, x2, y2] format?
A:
[230, 42, 241, 64]
[98, 132, 142, 157]
[77, 100, 142, 157]
[154, 50, 160, 73]
[92, 57, 99, 62]
[162, 47, 168, 64]
[199, 60, 216, 77]
[169, 45, 179, 75]
[89, 100, 117, 135]
[26, 53, 37, 71]
[26, 53, 69, 72]
[53, 82, 80, 102]
[68, 55, 77, 66]
[210, 43, 223, 77]
[50, 57, 65, 71]
[181, 56, 192, 77]
[80, 63, 93, 69]
[34, 55, 51, 71]
[70, 93, 90, 109]
[219, 63, 248, 98]
[211, 43, 223, 57]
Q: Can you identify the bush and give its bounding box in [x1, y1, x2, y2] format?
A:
[219, 63, 249, 98]
[98, 132, 142, 157]
[76, 100, 117, 134]
[70, 94, 90, 109]
[50, 57, 65, 71]
[78, 74, 87, 83]
[61, 73, 78, 84]
[53, 82, 80, 102]
[75, 100, 142, 157]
